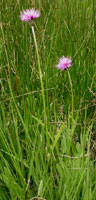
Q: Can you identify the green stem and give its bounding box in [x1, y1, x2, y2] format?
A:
[31, 26, 46, 116]
[31, 26, 49, 146]
[67, 70, 74, 124]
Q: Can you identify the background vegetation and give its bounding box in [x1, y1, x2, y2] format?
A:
[0, 0, 96, 199]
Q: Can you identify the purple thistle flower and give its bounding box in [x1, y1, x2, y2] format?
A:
[56, 56, 72, 71]
[20, 8, 40, 22]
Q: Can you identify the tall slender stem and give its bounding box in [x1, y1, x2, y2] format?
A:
[31, 26, 49, 145]
[31, 26, 46, 118]
[67, 70, 74, 124]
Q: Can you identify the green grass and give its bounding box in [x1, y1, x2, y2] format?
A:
[0, 0, 96, 199]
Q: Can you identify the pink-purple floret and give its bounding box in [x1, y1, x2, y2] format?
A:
[56, 56, 72, 71]
[20, 9, 40, 21]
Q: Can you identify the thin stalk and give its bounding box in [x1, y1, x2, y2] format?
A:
[31, 26, 49, 146]
[92, 0, 95, 31]
[67, 70, 74, 124]
[31, 26, 46, 118]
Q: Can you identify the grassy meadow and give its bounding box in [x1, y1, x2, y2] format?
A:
[0, 0, 96, 199]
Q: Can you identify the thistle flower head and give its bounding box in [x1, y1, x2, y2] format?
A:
[56, 56, 72, 71]
[20, 8, 40, 22]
